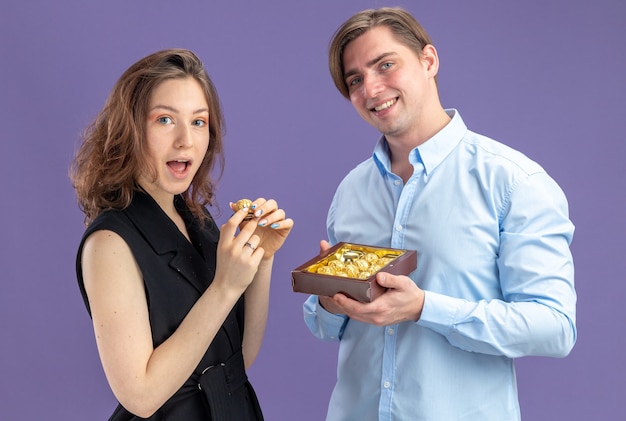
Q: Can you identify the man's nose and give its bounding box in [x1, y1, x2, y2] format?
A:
[362, 74, 384, 98]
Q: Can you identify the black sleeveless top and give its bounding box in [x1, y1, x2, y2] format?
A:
[76, 191, 263, 420]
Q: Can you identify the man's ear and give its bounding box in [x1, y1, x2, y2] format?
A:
[421, 44, 439, 78]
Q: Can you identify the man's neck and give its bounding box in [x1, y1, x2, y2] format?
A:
[387, 107, 451, 183]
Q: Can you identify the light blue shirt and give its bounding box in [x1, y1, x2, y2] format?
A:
[304, 110, 576, 421]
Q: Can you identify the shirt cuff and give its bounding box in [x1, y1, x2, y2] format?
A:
[417, 290, 461, 336]
[304, 295, 348, 340]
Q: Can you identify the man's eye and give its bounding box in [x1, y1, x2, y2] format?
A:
[349, 77, 362, 86]
[381, 62, 393, 70]
[158, 116, 173, 125]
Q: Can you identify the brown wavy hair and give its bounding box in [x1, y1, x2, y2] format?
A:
[70, 48, 225, 225]
[329, 7, 436, 99]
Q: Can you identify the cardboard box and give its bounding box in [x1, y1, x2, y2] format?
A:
[291, 242, 417, 303]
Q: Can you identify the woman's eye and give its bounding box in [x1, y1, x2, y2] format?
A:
[192, 119, 207, 127]
[157, 116, 173, 125]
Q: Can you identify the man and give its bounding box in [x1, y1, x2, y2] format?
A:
[303, 7, 576, 421]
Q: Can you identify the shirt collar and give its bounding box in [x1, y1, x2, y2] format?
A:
[124, 191, 217, 293]
[372, 109, 467, 177]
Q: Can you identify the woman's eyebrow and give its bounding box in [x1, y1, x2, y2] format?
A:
[149, 105, 209, 114]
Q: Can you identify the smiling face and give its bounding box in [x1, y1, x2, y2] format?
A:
[342, 25, 440, 143]
[138, 77, 210, 204]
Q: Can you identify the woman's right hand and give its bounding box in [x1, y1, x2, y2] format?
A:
[213, 204, 264, 294]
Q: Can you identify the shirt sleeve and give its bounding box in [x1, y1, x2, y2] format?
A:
[418, 172, 577, 358]
[326, 192, 339, 246]
[301, 188, 349, 342]
[303, 294, 349, 341]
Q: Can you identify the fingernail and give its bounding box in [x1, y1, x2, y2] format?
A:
[251, 204, 257, 210]
[258, 219, 267, 227]
[270, 223, 279, 229]
[255, 209, 263, 217]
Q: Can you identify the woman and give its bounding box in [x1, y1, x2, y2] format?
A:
[71, 48, 293, 420]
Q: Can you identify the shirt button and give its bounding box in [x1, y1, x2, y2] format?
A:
[395, 225, 402, 232]
[383, 381, 391, 389]
[387, 328, 395, 335]
[394, 180, 401, 186]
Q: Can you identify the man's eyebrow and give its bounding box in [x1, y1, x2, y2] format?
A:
[344, 52, 395, 80]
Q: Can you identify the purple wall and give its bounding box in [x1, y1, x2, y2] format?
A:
[1, 1, 624, 419]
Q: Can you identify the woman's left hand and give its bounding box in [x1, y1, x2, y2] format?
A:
[230, 198, 294, 259]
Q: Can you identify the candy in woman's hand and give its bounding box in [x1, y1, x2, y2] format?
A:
[235, 199, 255, 220]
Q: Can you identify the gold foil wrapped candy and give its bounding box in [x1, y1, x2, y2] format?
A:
[328, 260, 345, 271]
[316, 266, 334, 275]
[308, 243, 403, 280]
[292, 241, 417, 303]
[354, 259, 370, 271]
[235, 199, 254, 220]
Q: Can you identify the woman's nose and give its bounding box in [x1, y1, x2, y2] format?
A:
[175, 125, 193, 149]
